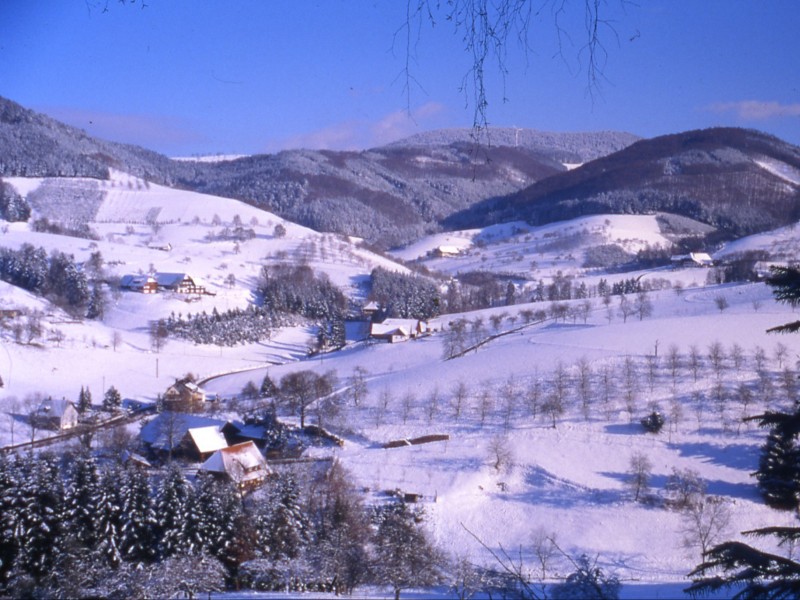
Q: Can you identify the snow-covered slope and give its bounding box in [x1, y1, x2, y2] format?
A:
[1, 173, 799, 597]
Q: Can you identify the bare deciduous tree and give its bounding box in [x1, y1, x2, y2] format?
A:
[487, 435, 514, 472]
[688, 344, 702, 382]
[627, 451, 652, 502]
[451, 381, 469, 422]
[681, 495, 731, 560]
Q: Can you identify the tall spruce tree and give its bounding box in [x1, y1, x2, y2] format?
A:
[12, 454, 66, 581]
[102, 385, 122, 412]
[754, 414, 800, 509]
[117, 465, 157, 564]
[155, 464, 194, 559]
[0, 454, 21, 587]
[65, 453, 103, 549]
[689, 264, 800, 597]
[255, 472, 310, 561]
[77, 386, 92, 414]
[187, 472, 243, 566]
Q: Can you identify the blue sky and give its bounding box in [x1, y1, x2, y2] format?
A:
[1, 1, 799, 156]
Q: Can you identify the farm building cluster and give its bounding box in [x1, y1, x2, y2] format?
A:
[119, 272, 212, 295]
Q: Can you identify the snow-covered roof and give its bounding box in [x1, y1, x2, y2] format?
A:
[140, 413, 230, 450]
[187, 425, 229, 454]
[370, 318, 422, 337]
[690, 252, 714, 265]
[120, 274, 155, 288]
[154, 272, 189, 287]
[200, 441, 269, 485]
[36, 397, 76, 418]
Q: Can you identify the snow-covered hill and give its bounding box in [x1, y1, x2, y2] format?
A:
[1, 171, 799, 597]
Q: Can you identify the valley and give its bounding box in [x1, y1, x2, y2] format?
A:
[1, 100, 800, 597]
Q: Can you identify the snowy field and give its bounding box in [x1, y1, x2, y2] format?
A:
[1, 174, 799, 597]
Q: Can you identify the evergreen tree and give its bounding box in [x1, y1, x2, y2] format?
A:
[255, 473, 310, 561]
[188, 472, 243, 566]
[102, 385, 122, 412]
[94, 465, 123, 567]
[86, 282, 106, 320]
[155, 464, 194, 559]
[65, 453, 103, 549]
[259, 374, 278, 399]
[117, 465, 157, 564]
[12, 454, 66, 581]
[372, 502, 443, 600]
[77, 386, 92, 414]
[755, 422, 800, 509]
[689, 264, 800, 596]
[0, 454, 21, 586]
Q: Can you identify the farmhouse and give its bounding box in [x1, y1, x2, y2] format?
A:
[119, 274, 158, 294]
[163, 379, 207, 412]
[433, 245, 461, 258]
[370, 318, 428, 343]
[140, 412, 240, 461]
[31, 397, 79, 431]
[154, 272, 209, 295]
[199, 441, 270, 492]
[670, 252, 714, 268]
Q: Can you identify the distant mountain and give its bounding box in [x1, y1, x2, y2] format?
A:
[445, 127, 800, 240]
[0, 96, 639, 248]
[0, 96, 184, 183]
[179, 129, 640, 248]
[386, 127, 640, 162]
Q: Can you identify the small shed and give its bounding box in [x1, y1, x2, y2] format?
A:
[200, 441, 270, 492]
[362, 301, 381, 320]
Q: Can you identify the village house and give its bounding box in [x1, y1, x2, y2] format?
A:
[154, 272, 209, 295]
[199, 441, 270, 492]
[119, 274, 158, 294]
[370, 318, 429, 343]
[670, 252, 715, 268]
[433, 245, 461, 258]
[163, 379, 207, 412]
[362, 300, 381, 320]
[119, 272, 213, 295]
[31, 397, 79, 431]
[139, 412, 240, 462]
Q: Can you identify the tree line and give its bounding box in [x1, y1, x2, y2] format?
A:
[0, 451, 442, 598]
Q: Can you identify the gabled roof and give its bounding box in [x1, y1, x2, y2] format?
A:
[120, 274, 156, 288]
[154, 272, 189, 287]
[36, 397, 77, 418]
[140, 412, 234, 450]
[201, 441, 269, 485]
[370, 318, 422, 337]
[188, 425, 229, 454]
[690, 252, 714, 265]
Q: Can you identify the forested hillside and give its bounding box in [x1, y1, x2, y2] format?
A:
[0, 96, 637, 247]
[447, 128, 800, 240]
